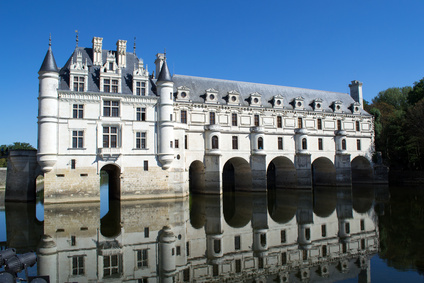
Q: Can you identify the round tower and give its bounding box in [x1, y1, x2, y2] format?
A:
[37, 235, 58, 282]
[37, 36, 59, 172]
[157, 60, 174, 169]
[158, 225, 176, 283]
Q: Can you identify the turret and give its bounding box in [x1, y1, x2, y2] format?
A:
[157, 59, 174, 169]
[158, 225, 176, 283]
[37, 36, 59, 172]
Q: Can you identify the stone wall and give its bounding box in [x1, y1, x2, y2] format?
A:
[0, 168, 6, 189]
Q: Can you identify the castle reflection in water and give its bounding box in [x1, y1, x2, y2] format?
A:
[4, 186, 387, 282]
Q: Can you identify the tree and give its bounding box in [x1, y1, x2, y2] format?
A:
[0, 142, 36, 167]
[407, 78, 424, 105]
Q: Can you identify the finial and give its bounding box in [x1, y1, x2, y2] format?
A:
[133, 37, 136, 54]
[164, 48, 166, 60]
[75, 30, 79, 47]
[49, 33, 52, 47]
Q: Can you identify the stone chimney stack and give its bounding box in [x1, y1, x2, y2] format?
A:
[92, 37, 103, 66]
[155, 53, 165, 79]
[349, 80, 363, 108]
[116, 39, 127, 68]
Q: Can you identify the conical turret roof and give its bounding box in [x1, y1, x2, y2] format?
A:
[39, 45, 59, 73]
[157, 60, 172, 82]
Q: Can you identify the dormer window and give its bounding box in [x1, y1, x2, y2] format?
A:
[176, 86, 190, 101]
[135, 81, 146, 96]
[313, 99, 323, 111]
[249, 92, 262, 107]
[69, 51, 88, 92]
[293, 96, 304, 110]
[73, 76, 85, 92]
[350, 102, 361, 114]
[205, 88, 218, 104]
[109, 62, 113, 71]
[272, 95, 284, 109]
[227, 90, 240, 105]
[332, 101, 343, 113]
[100, 52, 121, 93]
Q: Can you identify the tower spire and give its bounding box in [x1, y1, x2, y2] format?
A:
[133, 37, 136, 55]
[39, 34, 59, 73]
[75, 30, 79, 47]
[49, 33, 51, 48]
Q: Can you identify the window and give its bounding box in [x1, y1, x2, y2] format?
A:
[136, 107, 146, 121]
[212, 136, 219, 149]
[302, 138, 307, 150]
[254, 114, 260, 126]
[175, 139, 179, 149]
[72, 256, 84, 275]
[136, 133, 146, 149]
[298, 117, 303, 128]
[71, 236, 76, 246]
[210, 112, 215, 125]
[318, 138, 323, 150]
[112, 80, 118, 93]
[258, 257, 264, 269]
[361, 239, 366, 250]
[71, 159, 76, 169]
[73, 104, 83, 118]
[357, 139, 361, 150]
[232, 113, 237, 126]
[104, 79, 110, 93]
[281, 252, 287, 265]
[305, 228, 310, 241]
[170, 141, 173, 148]
[361, 219, 365, 231]
[176, 246, 181, 256]
[73, 76, 85, 92]
[138, 278, 148, 283]
[342, 139, 347, 150]
[72, 131, 84, 148]
[232, 136, 238, 150]
[278, 137, 283, 150]
[260, 233, 267, 247]
[103, 254, 122, 277]
[181, 110, 187, 124]
[104, 100, 120, 117]
[136, 81, 146, 96]
[321, 225, 326, 237]
[345, 222, 350, 234]
[235, 236, 241, 250]
[213, 264, 219, 276]
[214, 239, 221, 254]
[277, 116, 282, 128]
[342, 243, 347, 253]
[103, 126, 118, 148]
[356, 121, 360, 131]
[317, 118, 322, 130]
[258, 137, 264, 150]
[136, 249, 148, 268]
[281, 230, 286, 243]
[183, 268, 190, 282]
[109, 62, 113, 71]
[104, 79, 118, 93]
[186, 242, 190, 256]
[144, 227, 149, 238]
[303, 250, 308, 260]
[144, 160, 148, 171]
[322, 245, 327, 257]
[337, 120, 342, 130]
[185, 135, 188, 149]
[235, 259, 241, 273]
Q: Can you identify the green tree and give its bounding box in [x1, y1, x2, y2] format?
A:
[407, 78, 424, 105]
[0, 142, 36, 167]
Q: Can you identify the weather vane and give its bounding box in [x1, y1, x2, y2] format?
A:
[75, 30, 79, 47]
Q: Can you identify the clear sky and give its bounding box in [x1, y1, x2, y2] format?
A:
[1, 0, 423, 147]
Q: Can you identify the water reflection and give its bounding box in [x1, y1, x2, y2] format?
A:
[1, 187, 386, 282]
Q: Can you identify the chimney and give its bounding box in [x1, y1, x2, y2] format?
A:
[116, 39, 127, 68]
[349, 80, 363, 108]
[92, 37, 103, 66]
[155, 53, 165, 79]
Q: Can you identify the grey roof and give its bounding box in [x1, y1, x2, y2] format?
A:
[172, 75, 369, 114]
[157, 61, 172, 82]
[39, 47, 59, 73]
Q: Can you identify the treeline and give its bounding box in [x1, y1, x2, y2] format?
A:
[0, 142, 35, 167]
[365, 78, 424, 170]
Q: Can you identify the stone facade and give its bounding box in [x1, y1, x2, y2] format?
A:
[37, 36, 380, 203]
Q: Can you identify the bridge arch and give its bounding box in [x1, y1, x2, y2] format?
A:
[267, 157, 297, 190]
[100, 164, 121, 238]
[189, 160, 205, 194]
[223, 193, 252, 228]
[312, 157, 336, 186]
[313, 187, 337, 218]
[222, 157, 252, 192]
[268, 189, 298, 224]
[351, 156, 373, 183]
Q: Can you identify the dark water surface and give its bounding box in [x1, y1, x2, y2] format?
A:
[0, 185, 424, 282]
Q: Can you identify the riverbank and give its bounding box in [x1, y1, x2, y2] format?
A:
[0, 168, 6, 189]
[389, 170, 424, 184]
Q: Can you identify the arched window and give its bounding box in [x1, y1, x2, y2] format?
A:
[342, 139, 346, 150]
[258, 137, 264, 149]
[302, 138, 307, 150]
[212, 136, 219, 149]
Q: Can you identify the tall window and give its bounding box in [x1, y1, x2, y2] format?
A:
[234, 236, 241, 250]
[73, 104, 84, 119]
[232, 113, 237, 126]
[73, 76, 85, 92]
[278, 137, 283, 150]
[181, 110, 187, 124]
[104, 101, 120, 117]
[277, 116, 282, 128]
[136, 132, 146, 149]
[321, 224, 327, 237]
[103, 254, 122, 277]
[357, 139, 361, 150]
[258, 137, 264, 149]
[104, 79, 110, 93]
[112, 80, 118, 93]
[185, 135, 188, 149]
[356, 121, 360, 131]
[103, 126, 118, 148]
[342, 139, 347, 150]
[136, 81, 146, 96]
[72, 131, 84, 148]
[298, 117, 303, 128]
[317, 118, 322, 130]
[136, 249, 148, 268]
[144, 160, 148, 171]
[318, 138, 323, 150]
[254, 114, 260, 126]
[103, 79, 118, 93]
[175, 139, 179, 148]
[302, 138, 307, 150]
[210, 112, 216, 125]
[232, 136, 238, 149]
[212, 136, 219, 149]
[280, 230, 286, 243]
[72, 256, 84, 275]
[136, 107, 146, 121]
[337, 120, 342, 130]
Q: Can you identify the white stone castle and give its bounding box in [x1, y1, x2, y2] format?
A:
[38, 36, 378, 203]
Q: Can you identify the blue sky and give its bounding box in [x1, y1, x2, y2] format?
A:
[1, 0, 423, 147]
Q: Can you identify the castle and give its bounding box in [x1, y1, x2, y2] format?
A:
[37, 36, 379, 203]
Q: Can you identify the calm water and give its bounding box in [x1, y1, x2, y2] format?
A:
[0, 185, 423, 282]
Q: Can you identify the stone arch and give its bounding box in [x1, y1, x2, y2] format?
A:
[267, 157, 297, 190]
[312, 157, 336, 186]
[352, 185, 375, 214]
[189, 160, 205, 194]
[100, 164, 121, 238]
[101, 164, 121, 200]
[351, 156, 373, 183]
[313, 186, 337, 218]
[222, 157, 252, 192]
[268, 189, 298, 224]
[223, 192, 252, 228]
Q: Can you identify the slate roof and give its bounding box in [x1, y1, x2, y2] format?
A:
[157, 61, 172, 82]
[39, 47, 59, 73]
